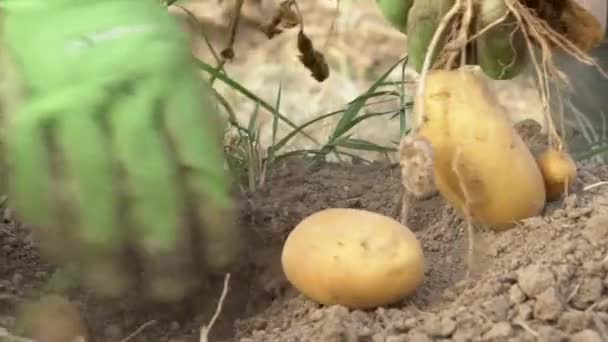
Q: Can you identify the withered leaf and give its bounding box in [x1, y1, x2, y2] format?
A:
[297, 30, 329, 82]
[260, 0, 300, 39]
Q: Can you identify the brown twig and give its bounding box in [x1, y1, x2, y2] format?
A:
[220, 0, 245, 60]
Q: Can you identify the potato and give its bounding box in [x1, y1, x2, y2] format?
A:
[415, 69, 547, 229]
[536, 148, 577, 201]
[281, 208, 424, 309]
[15, 295, 90, 342]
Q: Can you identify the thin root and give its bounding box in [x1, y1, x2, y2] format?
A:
[120, 320, 157, 342]
[514, 319, 539, 337]
[399, 192, 409, 226]
[452, 147, 476, 285]
[584, 181, 608, 191]
[200, 273, 231, 342]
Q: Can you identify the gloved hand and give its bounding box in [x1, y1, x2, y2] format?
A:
[375, 0, 607, 80]
[0, 0, 242, 303]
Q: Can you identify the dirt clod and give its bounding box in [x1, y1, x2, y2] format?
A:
[583, 214, 608, 242]
[558, 310, 590, 333]
[518, 264, 557, 298]
[509, 284, 527, 304]
[482, 322, 513, 341]
[534, 288, 564, 321]
[422, 316, 457, 338]
[571, 276, 604, 309]
[571, 329, 604, 342]
[537, 325, 568, 342]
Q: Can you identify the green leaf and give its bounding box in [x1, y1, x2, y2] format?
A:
[194, 58, 320, 145]
[332, 137, 397, 153]
[331, 56, 407, 141]
[575, 144, 608, 161]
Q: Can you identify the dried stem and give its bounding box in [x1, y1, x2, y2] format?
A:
[221, 0, 245, 60]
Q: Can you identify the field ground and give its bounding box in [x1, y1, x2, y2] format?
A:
[2, 0, 608, 341]
[2, 159, 608, 341]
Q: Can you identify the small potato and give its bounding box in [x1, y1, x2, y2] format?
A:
[281, 208, 424, 309]
[536, 148, 577, 201]
[16, 295, 90, 342]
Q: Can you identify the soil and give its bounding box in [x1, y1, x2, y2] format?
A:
[2, 157, 608, 342]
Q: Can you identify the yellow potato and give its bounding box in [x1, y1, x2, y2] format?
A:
[415, 69, 546, 229]
[281, 208, 424, 309]
[16, 295, 90, 342]
[536, 148, 577, 201]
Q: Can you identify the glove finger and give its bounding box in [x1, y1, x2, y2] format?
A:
[475, 0, 527, 80]
[110, 80, 199, 302]
[406, 0, 455, 72]
[376, 0, 414, 33]
[4, 111, 62, 255]
[4, 104, 131, 297]
[57, 103, 133, 297]
[162, 73, 242, 274]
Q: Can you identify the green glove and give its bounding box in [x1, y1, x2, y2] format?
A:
[0, 0, 242, 302]
[376, 0, 526, 80]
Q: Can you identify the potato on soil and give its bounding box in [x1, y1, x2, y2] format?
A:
[15, 295, 90, 342]
[415, 68, 547, 229]
[281, 208, 424, 310]
[536, 148, 577, 201]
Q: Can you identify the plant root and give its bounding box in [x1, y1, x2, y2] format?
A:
[451, 147, 476, 285]
[199, 273, 231, 342]
[397, 134, 438, 228]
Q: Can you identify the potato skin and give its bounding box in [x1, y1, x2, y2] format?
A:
[416, 69, 546, 229]
[281, 208, 424, 309]
[536, 149, 577, 201]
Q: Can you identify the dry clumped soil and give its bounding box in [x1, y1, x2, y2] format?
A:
[2, 158, 608, 342]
